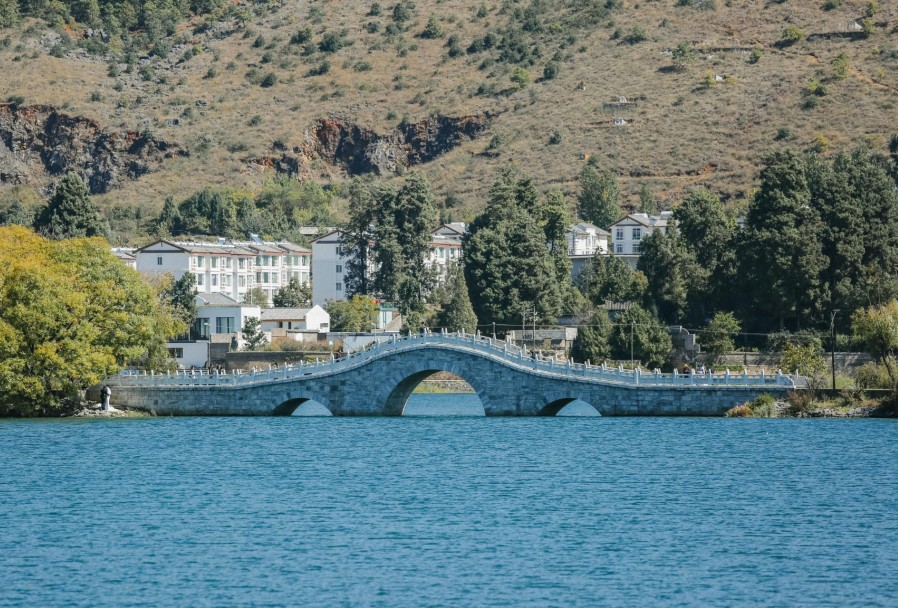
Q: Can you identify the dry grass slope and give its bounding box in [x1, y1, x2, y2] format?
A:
[1, 0, 897, 222]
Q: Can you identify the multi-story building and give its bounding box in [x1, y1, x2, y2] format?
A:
[134, 238, 311, 304]
[166, 293, 262, 368]
[566, 223, 610, 279]
[608, 212, 672, 268]
[310, 229, 462, 305]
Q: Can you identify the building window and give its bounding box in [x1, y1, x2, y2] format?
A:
[211, 275, 218, 287]
[256, 255, 262, 265]
[616, 228, 624, 241]
[263, 272, 270, 284]
[633, 243, 641, 254]
[272, 272, 279, 284]
[196, 256, 204, 268]
[216, 317, 235, 334]
[156, 256, 163, 266]
[168, 348, 184, 359]
[226, 257, 232, 269]
[196, 273, 204, 286]
[633, 228, 642, 241]
[302, 255, 309, 266]
[616, 243, 623, 254]
[336, 282, 343, 292]
[439, 248, 445, 258]
[211, 257, 218, 269]
[336, 264, 343, 274]
[225, 275, 232, 287]
[239, 276, 246, 288]
[256, 271, 261, 283]
[193, 318, 210, 339]
[238, 258, 245, 269]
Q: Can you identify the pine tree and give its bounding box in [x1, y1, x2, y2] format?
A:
[344, 178, 378, 296]
[577, 164, 621, 229]
[438, 263, 478, 333]
[241, 316, 268, 350]
[154, 196, 181, 236]
[0, 200, 33, 227]
[569, 309, 612, 363]
[739, 150, 826, 329]
[34, 173, 105, 240]
[638, 185, 658, 215]
[161, 272, 198, 326]
[464, 168, 563, 328]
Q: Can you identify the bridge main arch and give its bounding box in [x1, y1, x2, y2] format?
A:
[383, 369, 484, 416]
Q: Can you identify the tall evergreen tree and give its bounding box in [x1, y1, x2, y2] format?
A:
[160, 272, 197, 327]
[638, 185, 658, 215]
[608, 305, 673, 369]
[34, 173, 105, 240]
[543, 190, 572, 286]
[464, 168, 562, 329]
[344, 178, 379, 296]
[577, 164, 621, 229]
[569, 309, 612, 363]
[576, 252, 643, 305]
[637, 227, 693, 324]
[739, 150, 827, 329]
[437, 263, 478, 333]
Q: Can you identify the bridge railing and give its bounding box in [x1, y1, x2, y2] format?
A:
[107, 331, 797, 389]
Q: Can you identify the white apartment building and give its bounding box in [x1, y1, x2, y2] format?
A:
[260, 305, 330, 334]
[311, 229, 462, 305]
[135, 238, 311, 304]
[566, 223, 610, 279]
[608, 212, 672, 268]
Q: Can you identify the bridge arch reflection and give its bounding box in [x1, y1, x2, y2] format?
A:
[539, 398, 601, 416]
[273, 397, 334, 416]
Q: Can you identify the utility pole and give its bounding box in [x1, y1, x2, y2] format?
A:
[533, 311, 538, 351]
[830, 309, 840, 391]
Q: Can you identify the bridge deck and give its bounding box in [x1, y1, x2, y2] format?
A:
[106, 331, 796, 391]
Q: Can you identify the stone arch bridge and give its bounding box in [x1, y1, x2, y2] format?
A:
[97, 332, 796, 417]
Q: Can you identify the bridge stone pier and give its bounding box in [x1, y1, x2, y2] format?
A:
[96, 332, 796, 417]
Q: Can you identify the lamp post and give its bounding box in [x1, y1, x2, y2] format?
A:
[830, 309, 840, 391]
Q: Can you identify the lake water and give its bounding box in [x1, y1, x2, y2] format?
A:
[1, 394, 896, 607]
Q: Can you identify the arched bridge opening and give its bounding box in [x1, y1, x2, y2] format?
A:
[539, 398, 601, 417]
[385, 370, 485, 416]
[272, 397, 333, 416]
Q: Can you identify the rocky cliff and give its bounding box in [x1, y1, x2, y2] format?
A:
[0, 104, 184, 194]
[252, 113, 490, 178]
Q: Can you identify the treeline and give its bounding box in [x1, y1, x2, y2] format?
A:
[0, 0, 223, 35]
[0, 173, 337, 244]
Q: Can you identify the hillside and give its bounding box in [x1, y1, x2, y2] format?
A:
[1, 0, 897, 228]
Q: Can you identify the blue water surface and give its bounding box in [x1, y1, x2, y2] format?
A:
[1, 395, 896, 607]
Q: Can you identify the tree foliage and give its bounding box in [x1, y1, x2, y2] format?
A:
[241, 316, 267, 351]
[34, 172, 106, 240]
[699, 311, 740, 364]
[437, 263, 478, 333]
[325, 295, 379, 332]
[160, 272, 197, 327]
[608, 305, 672, 369]
[463, 167, 563, 329]
[577, 164, 621, 229]
[273, 276, 311, 307]
[243, 286, 268, 308]
[0, 226, 184, 415]
[569, 309, 612, 363]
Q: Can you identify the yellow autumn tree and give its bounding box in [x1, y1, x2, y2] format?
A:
[0, 226, 184, 416]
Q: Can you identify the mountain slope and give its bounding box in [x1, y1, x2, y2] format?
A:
[0, 0, 896, 220]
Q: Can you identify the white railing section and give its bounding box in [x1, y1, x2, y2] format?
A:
[106, 330, 798, 390]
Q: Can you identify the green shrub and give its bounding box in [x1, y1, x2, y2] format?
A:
[542, 60, 559, 80]
[781, 25, 806, 46]
[260, 72, 278, 87]
[855, 362, 894, 389]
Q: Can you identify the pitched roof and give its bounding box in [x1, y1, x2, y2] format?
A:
[260, 307, 313, 321]
[569, 222, 611, 236]
[196, 293, 243, 307]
